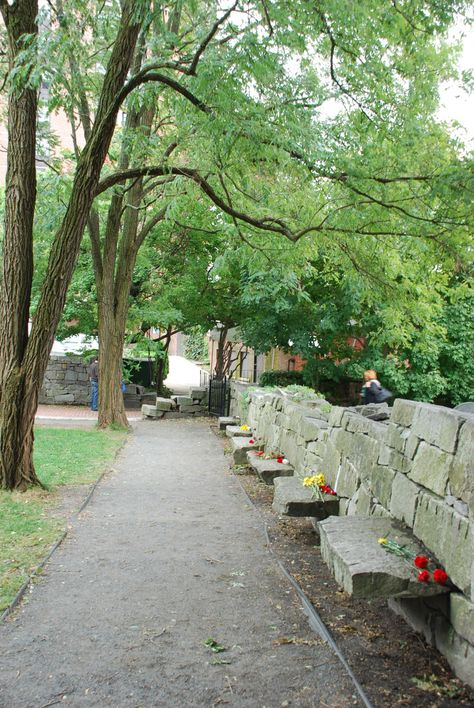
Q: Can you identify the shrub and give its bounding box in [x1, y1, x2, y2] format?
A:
[258, 369, 304, 387]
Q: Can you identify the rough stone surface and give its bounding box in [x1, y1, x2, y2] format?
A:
[411, 403, 461, 453]
[272, 477, 339, 518]
[218, 416, 240, 430]
[413, 492, 472, 594]
[391, 399, 418, 427]
[39, 355, 90, 406]
[408, 442, 452, 496]
[173, 396, 193, 407]
[347, 484, 372, 516]
[189, 388, 207, 400]
[231, 437, 263, 465]
[390, 472, 421, 527]
[450, 419, 474, 504]
[141, 404, 160, 419]
[226, 425, 252, 438]
[246, 453, 294, 484]
[156, 397, 173, 411]
[450, 593, 474, 645]
[435, 616, 474, 689]
[319, 516, 450, 599]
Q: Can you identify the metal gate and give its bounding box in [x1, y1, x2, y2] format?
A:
[208, 376, 230, 416]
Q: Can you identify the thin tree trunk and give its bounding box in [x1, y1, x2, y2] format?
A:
[156, 325, 172, 394]
[0, 0, 146, 489]
[214, 325, 229, 379]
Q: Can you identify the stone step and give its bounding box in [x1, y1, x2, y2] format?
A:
[246, 452, 294, 484]
[141, 404, 164, 419]
[225, 425, 252, 438]
[218, 416, 240, 430]
[272, 477, 339, 518]
[319, 516, 452, 599]
[231, 437, 263, 464]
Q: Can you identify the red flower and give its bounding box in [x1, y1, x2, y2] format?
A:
[433, 569, 448, 585]
[255, 451, 264, 457]
[249, 439, 254, 444]
[417, 570, 430, 583]
[414, 555, 429, 569]
[276, 457, 283, 463]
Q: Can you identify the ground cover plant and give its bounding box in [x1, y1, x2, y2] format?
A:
[0, 427, 125, 612]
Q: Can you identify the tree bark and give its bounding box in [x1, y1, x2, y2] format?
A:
[0, 0, 39, 488]
[0, 0, 146, 489]
[214, 325, 230, 379]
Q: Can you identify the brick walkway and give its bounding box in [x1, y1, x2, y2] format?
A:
[35, 404, 141, 422]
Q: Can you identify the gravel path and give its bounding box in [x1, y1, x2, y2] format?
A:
[0, 420, 361, 707]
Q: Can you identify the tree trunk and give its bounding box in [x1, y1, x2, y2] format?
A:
[0, 0, 145, 489]
[214, 325, 229, 379]
[97, 306, 129, 428]
[156, 326, 172, 395]
[0, 0, 39, 488]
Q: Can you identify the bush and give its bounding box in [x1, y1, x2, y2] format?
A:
[258, 369, 304, 387]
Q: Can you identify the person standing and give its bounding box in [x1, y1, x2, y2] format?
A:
[88, 356, 99, 411]
[362, 369, 382, 403]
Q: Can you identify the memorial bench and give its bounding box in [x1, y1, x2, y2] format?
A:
[246, 451, 294, 484]
[319, 515, 452, 599]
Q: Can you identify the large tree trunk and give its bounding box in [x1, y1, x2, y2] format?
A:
[97, 306, 129, 428]
[0, 0, 146, 489]
[0, 0, 39, 488]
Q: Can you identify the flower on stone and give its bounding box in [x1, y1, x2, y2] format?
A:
[378, 538, 388, 546]
[276, 456, 283, 463]
[248, 439, 255, 444]
[433, 569, 448, 585]
[414, 555, 429, 569]
[417, 570, 430, 583]
[282, 458, 289, 464]
[255, 451, 264, 457]
[240, 424, 250, 432]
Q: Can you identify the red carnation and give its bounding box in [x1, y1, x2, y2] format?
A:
[433, 569, 448, 585]
[414, 555, 429, 569]
[276, 457, 283, 463]
[417, 570, 430, 583]
[256, 451, 264, 457]
[249, 439, 254, 444]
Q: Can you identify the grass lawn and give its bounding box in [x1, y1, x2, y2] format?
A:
[0, 427, 126, 612]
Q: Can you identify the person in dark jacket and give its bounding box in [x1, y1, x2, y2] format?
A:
[361, 369, 382, 404]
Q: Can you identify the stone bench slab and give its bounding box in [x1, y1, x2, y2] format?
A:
[218, 416, 240, 430]
[272, 477, 339, 518]
[319, 516, 451, 599]
[231, 437, 263, 464]
[141, 405, 164, 419]
[226, 425, 252, 438]
[247, 452, 294, 484]
[156, 397, 173, 411]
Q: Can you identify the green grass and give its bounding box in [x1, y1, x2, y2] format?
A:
[0, 428, 126, 611]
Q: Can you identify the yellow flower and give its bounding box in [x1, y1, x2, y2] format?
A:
[378, 538, 387, 545]
[303, 477, 314, 487]
[315, 473, 325, 486]
[240, 424, 250, 431]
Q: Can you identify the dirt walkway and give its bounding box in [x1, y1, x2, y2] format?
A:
[0, 420, 363, 707]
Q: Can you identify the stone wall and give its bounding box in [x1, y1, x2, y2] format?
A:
[39, 355, 90, 405]
[230, 383, 474, 687]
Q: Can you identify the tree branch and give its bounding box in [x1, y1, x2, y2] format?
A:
[113, 70, 210, 117]
[188, 0, 238, 75]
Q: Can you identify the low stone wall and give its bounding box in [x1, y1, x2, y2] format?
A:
[230, 383, 474, 687]
[39, 355, 90, 406]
